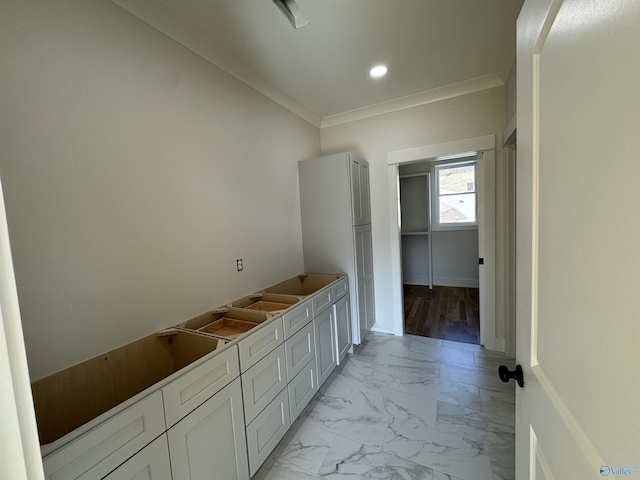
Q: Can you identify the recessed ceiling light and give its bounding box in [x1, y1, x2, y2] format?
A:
[370, 65, 388, 78]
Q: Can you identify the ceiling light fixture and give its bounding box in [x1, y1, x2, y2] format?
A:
[370, 65, 388, 78]
[273, 0, 310, 29]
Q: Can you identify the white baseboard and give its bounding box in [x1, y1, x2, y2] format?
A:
[433, 277, 479, 288]
[370, 325, 401, 336]
[402, 276, 430, 286]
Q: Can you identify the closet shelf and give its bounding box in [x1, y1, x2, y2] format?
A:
[401, 230, 429, 236]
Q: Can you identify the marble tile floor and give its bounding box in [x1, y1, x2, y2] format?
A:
[253, 332, 516, 480]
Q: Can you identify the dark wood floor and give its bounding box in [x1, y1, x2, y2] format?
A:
[403, 284, 480, 345]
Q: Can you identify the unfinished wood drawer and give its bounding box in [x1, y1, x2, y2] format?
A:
[246, 388, 291, 477]
[162, 344, 240, 428]
[241, 344, 287, 425]
[284, 321, 315, 382]
[281, 298, 312, 339]
[311, 287, 333, 317]
[42, 391, 165, 480]
[237, 318, 284, 372]
[288, 358, 318, 423]
[331, 276, 349, 301]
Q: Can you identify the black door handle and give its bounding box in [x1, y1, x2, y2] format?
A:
[498, 364, 524, 388]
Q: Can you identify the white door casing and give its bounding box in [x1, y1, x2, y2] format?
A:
[387, 135, 497, 349]
[516, 1, 640, 478]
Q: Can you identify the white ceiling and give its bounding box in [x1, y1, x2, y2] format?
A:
[112, 0, 524, 126]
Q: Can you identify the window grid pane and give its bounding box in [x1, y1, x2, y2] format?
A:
[437, 163, 477, 225]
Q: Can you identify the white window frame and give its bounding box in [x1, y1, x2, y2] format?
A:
[432, 158, 478, 231]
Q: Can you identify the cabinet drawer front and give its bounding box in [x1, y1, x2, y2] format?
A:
[284, 321, 315, 381]
[311, 288, 333, 317]
[281, 299, 312, 338]
[246, 388, 291, 477]
[331, 277, 349, 301]
[102, 434, 172, 480]
[167, 379, 249, 480]
[238, 318, 284, 372]
[43, 391, 166, 480]
[241, 344, 287, 425]
[288, 359, 318, 423]
[162, 345, 240, 427]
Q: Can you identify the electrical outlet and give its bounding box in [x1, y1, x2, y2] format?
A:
[236, 259, 243, 271]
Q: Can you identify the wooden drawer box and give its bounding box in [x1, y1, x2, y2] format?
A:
[42, 391, 166, 480]
[230, 293, 300, 314]
[241, 344, 287, 425]
[177, 307, 268, 341]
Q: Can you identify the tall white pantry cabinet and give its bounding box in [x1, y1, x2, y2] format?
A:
[298, 153, 375, 346]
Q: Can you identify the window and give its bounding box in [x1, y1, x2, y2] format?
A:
[435, 161, 477, 226]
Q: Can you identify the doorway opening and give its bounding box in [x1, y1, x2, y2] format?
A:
[399, 156, 480, 345]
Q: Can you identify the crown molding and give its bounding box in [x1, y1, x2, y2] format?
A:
[321, 74, 504, 129]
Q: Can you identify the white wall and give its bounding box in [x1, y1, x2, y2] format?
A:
[321, 87, 506, 337]
[0, 0, 320, 380]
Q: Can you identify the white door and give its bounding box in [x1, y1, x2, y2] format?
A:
[516, 1, 640, 478]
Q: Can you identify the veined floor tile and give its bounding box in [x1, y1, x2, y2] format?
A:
[272, 423, 336, 474]
[302, 393, 391, 447]
[435, 402, 515, 449]
[399, 371, 482, 411]
[355, 384, 438, 430]
[375, 350, 441, 373]
[252, 455, 322, 480]
[338, 357, 403, 391]
[318, 434, 438, 479]
[383, 420, 494, 480]
[440, 363, 506, 389]
[479, 386, 516, 419]
[409, 342, 477, 367]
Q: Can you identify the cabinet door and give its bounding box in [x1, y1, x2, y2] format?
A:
[103, 435, 172, 480]
[162, 345, 239, 428]
[288, 359, 317, 423]
[246, 388, 291, 477]
[284, 321, 315, 382]
[353, 224, 375, 344]
[313, 307, 336, 387]
[333, 295, 351, 365]
[167, 379, 249, 480]
[241, 344, 287, 425]
[350, 158, 371, 226]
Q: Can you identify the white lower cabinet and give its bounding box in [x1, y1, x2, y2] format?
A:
[284, 321, 315, 381]
[167, 378, 249, 480]
[103, 434, 172, 480]
[245, 388, 291, 477]
[333, 295, 351, 365]
[43, 391, 166, 480]
[288, 358, 317, 423]
[313, 307, 337, 387]
[241, 344, 287, 425]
